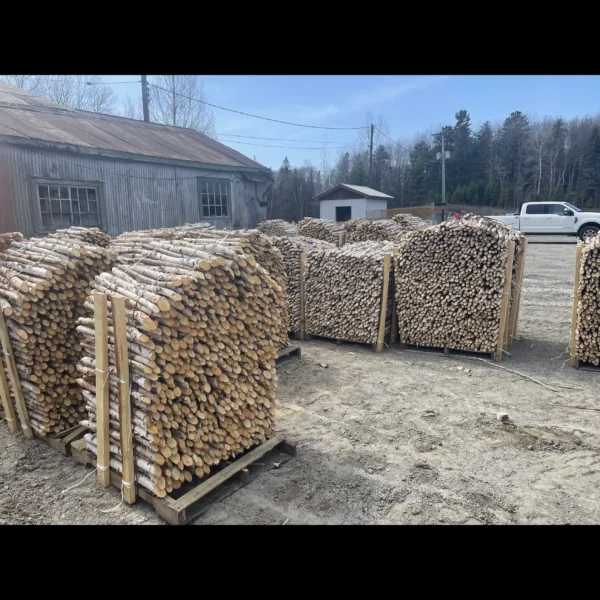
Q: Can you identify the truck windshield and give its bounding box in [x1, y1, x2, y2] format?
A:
[564, 202, 582, 212]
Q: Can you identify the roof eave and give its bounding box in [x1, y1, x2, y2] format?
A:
[0, 135, 273, 175]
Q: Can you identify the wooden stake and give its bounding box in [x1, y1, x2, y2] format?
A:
[570, 243, 583, 368]
[495, 241, 515, 362]
[390, 249, 399, 345]
[112, 295, 136, 504]
[375, 254, 391, 353]
[509, 238, 527, 343]
[0, 349, 18, 433]
[299, 249, 307, 341]
[94, 292, 111, 488]
[0, 311, 33, 438]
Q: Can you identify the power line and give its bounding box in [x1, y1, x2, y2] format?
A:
[149, 82, 368, 131]
[218, 138, 349, 150]
[217, 133, 347, 143]
[87, 80, 140, 85]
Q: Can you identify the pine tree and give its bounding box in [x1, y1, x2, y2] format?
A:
[580, 125, 600, 208]
[349, 152, 368, 186]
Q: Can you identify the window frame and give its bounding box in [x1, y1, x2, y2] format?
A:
[31, 178, 105, 234]
[525, 203, 546, 215]
[197, 177, 231, 220]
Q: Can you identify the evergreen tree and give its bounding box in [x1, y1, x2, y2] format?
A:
[349, 152, 368, 186]
[335, 152, 351, 183]
[580, 125, 600, 208]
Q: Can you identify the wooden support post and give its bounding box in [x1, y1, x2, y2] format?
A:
[509, 238, 527, 343]
[337, 231, 344, 248]
[0, 351, 18, 433]
[111, 295, 136, 504]
[0, 311, 33, 438]
[495, 241, 515, 362]
[375, 254, 391, 353]
[94, 292, 111, 488]
[570, 243, 583, 368]
[390, 249, 399, 345]
[299, 249, 307, 341]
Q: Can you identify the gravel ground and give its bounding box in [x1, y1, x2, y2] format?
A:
[2, 243, 599, 525]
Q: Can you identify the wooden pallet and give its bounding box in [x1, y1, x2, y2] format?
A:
[400, 342, 495, 361]
[35, 425, 87, 456]
[276, 345, 301, 368]
[570, 360, 600, 371]
[71, 433, 296, 525]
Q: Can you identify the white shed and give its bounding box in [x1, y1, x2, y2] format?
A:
[315, 184, 393, 222]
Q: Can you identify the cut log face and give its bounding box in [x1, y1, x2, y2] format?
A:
[78, 229, 286, 497]
[271, 236, 335, 334]
[0, 228, 115, 436]
[393, 214, 524, 354]
[574, 233, 600, 365]
[297, 218, 345, 244]
[0, 232, 24, 253]
[257, 220, 297, 237]
[391, 214, 428, 229]
[305, 241, 395, 344]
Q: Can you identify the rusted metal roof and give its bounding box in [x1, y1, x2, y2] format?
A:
[314, 183, 394, 201]
[0, 81, 268, 171]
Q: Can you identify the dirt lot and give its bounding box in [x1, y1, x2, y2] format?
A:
[2, 243, 599, 525]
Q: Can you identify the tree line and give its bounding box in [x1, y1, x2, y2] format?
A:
[268, 109, 600, 220]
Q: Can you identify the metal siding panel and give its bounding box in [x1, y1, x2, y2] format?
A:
[320, 198, 366, 220]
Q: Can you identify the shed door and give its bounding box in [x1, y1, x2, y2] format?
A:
[336, 206, 351, 222]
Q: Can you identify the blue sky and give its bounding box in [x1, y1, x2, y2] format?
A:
[105, 75, 600, 171]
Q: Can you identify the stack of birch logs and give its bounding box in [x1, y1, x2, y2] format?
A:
[344, 219, 409, 242]
[0, 232, 24, 253]
[48, 227, 111, 248]
[0, 230, 114, 435]
[391, 214, 428, 229]
[258, 220, 297, 237]
[394, 216, 522, 353]
[573, 233, 600, 365]
[111, 228, 289, 349]
[271, 236, 335, 334]
[297, 218, 345, 244]
[77, 235, 286, 497]
[305, 241, 395, 344]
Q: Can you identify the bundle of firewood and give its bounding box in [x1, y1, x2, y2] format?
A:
[394, 216, 521, 353]
[391, 214, 428, 229]
[49, 227, 111, 248]
[77, 236, 286, 497]
[271, 236, 335, 334]
[297, 218, 345, 244]
[305, 241, 395, 344]
[0, 232, 24, 253]
[258, 219, 297, 237]
[573, 234, 600, 365]
[344, 219, 409, 242]
[112, 228, 288, 349]
[0, 229, 114, 435]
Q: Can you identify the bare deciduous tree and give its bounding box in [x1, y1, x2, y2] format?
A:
[0, 75, 117, 114]
[122, 94, 143, 120]
[149, 75, 215, 133]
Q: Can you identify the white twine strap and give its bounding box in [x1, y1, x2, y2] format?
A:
[21, 424, 30, 431]
[122, 480, 135, 489]
[97, 464, 109, 472]
[61, 467, 97, 494]
[5, 417, 15, 422]
[116, 378, 130, 384]
[3, 350, 12, 356]
[95, 368, 110, 373]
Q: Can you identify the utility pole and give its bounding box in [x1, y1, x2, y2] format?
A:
[368, 123, 374, 186]
[171, 74, 176, 126]
[433, 129, 451, 221]
[141, 76, 150, 122]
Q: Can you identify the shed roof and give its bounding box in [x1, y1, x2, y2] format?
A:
[314, 183, 394, 200]
[0, 81, 268, 171]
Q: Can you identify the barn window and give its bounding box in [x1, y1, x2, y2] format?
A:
[199, 179, 229, 218]
[37, 184, 101, 229]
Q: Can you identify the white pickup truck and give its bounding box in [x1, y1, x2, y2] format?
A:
[487, 202, 600, 240]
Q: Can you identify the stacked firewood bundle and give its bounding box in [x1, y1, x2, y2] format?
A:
[297, 218, 345, 244]
[391, 214, 428, 229]
[112, 228, 289, 349]
[305, 241, 395, 344]
[48, 227, 111, 248]
[271, 236, 335, 333]
[344, 219, 409, 242]
[394, 216, 521, 353]
[0, 230, 114, 435]
[573, 234, 600, 365]
[0, 232, 24, 253]
[76, 236, 286, 497]
[257, 219, 297, 237]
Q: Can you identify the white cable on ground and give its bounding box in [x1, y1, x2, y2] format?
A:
[61, 468, 97, 494]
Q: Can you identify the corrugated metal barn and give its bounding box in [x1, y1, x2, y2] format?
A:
[0, 82, 273, 237]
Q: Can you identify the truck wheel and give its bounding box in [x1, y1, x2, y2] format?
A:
[579, 225, 600, 241]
